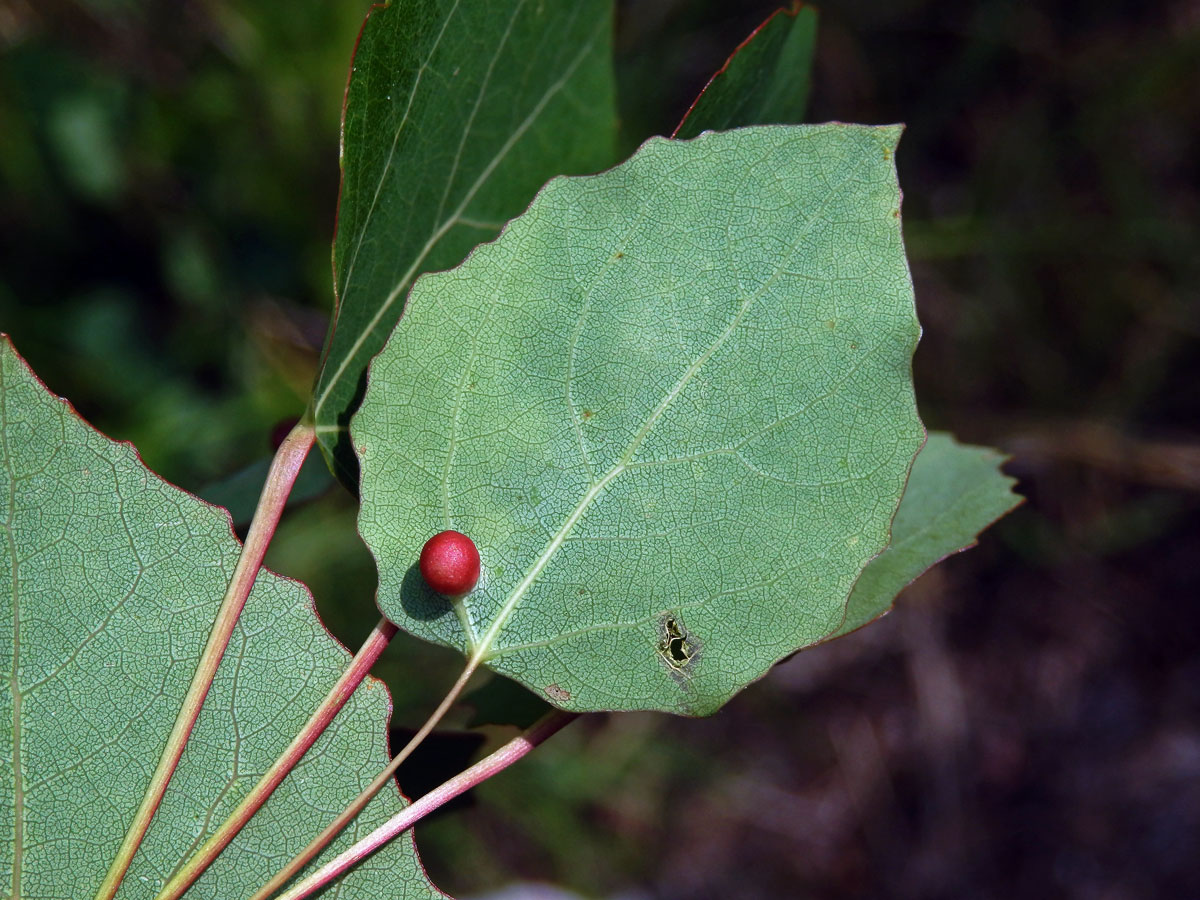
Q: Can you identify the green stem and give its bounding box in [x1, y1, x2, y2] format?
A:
[248, 657, 483, 900]
[153, 617, 398, 900]
[271, 711, 578, 900]
[92, 420, 315, 900]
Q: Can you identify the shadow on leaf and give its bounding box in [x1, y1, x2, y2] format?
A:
[398, 562, 455, 622]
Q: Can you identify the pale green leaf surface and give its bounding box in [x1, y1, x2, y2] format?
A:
[674, 2, 818, 140]
[312, 0, 617, 480]
[834, 431, 1022, 637]
[0, 338, 439, 899]
[355, 125, 924, 716]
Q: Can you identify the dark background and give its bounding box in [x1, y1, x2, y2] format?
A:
[1, 1, 1197, 898]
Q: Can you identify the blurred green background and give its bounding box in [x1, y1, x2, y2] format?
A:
[1, 1, 1197, 898]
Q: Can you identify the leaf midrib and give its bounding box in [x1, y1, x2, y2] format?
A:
[464, 136, 877, 663]
[469, 316, 745, 663]
[314, 8, 605, 422]
[333, 0, 465, 309]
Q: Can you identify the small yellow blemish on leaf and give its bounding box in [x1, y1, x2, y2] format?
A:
[544, 683, 571, 702]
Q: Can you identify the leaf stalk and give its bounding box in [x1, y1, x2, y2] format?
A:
[92, 419, 315, 900]
[248, 656, 483, 900]
[153, 617, 398, 900]
[271, 710, 578, 900]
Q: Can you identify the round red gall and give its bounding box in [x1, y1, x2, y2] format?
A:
[418, 530, 481, 598]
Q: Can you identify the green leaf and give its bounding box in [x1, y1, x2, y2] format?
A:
[834, 431, 1022, 637]
[674, 2, 818, 140]
[355, 125, 923, 716]
[312, 0, 617, 482]
[0, 338, 438, 899]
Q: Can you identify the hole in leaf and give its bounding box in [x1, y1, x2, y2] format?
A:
[658, 615, 698, 671]
[668, 636, 688, 662]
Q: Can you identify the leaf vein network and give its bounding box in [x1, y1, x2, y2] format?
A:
[466, 138, 874, 660]
[315, 9, 604, 419]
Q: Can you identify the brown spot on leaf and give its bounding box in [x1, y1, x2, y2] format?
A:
[544, 683, 571, 702]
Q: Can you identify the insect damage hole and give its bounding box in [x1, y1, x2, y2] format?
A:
[657, 616, 699, 671]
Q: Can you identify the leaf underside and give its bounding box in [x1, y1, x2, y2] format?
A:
[355, 124, 924, 716]
[835, 431, 1022, 638]
[0, 338, 439, 899]
[312, 0, 617, 482]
